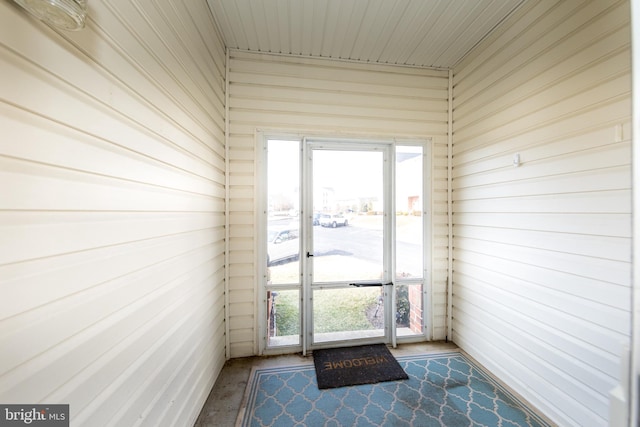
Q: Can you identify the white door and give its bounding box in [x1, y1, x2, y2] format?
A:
[305, 142, 392, 349]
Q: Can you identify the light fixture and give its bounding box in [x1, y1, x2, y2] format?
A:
[13, 0, 87, 31]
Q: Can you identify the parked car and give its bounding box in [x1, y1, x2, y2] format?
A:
[319, 213, 348, 228]
[267, 227, 299, 265]
[313, 212, 321, 226]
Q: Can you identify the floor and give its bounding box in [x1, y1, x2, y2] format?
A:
[194, 342, 459, 427]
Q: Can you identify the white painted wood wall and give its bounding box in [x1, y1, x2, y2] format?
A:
[0, 1, 227, 425]
[451, 1, 631, 426]
[226, 51, 451, 356]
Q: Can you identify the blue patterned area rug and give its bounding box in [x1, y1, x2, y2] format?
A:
[236, 351, 552, 427]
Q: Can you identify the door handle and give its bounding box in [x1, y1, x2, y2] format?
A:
[349, 282, 393, 287]
[307, 252, 314, 258]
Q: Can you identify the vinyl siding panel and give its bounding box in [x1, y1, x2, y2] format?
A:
[227, 51, 449, 356]
[451, 1, 631, 426]
[0, 1, 226, 426]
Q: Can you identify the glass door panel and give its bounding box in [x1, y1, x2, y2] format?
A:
[309, 146, 390, 346]
[395, 283, 423, 337]
[312, 287, 385, 344]
[266, 139, 302, 348]
[395, 145, 424, 337]
[311, 150, 384, 283]
[267, 140, 301, 284]
[267, 289, 301, 346]
[395, 145, 424, 279]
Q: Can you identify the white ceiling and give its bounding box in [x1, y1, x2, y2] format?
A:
[207, 0, 525, 69]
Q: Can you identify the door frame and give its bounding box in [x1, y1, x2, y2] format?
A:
[256, 132, 432, 356]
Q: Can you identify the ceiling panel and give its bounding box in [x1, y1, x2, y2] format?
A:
[207, 0, 525, 69]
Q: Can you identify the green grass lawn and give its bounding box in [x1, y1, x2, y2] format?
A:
[312, 287, 381, 333]
[270, 254, 410, 338]
[272, 286, 382, 336]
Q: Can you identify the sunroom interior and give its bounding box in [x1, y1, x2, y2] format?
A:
[0, 0, 636, 426]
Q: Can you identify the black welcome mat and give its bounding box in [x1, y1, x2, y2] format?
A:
[313, 344, 408, 389]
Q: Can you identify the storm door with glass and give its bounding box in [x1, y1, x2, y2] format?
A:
[305, 142, 392, 348]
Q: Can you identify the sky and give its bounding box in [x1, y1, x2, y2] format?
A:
[267, 140, 383, 203]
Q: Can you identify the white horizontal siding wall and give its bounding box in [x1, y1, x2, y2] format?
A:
[451, 0, 631, 426]
[227, 50, 449, 356]
[0, 1, 226, 426]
